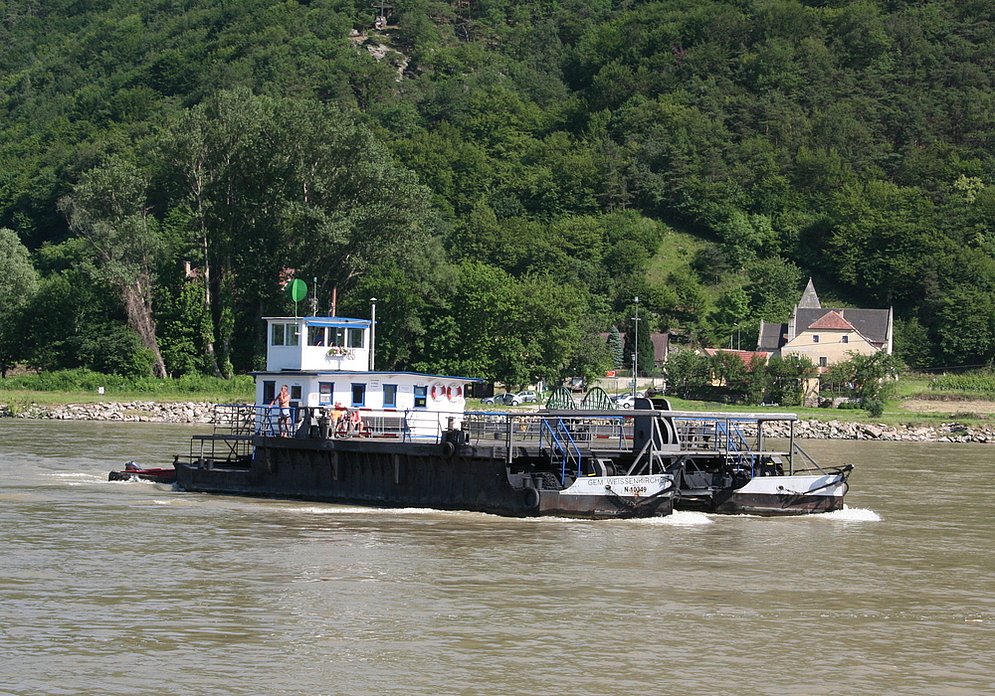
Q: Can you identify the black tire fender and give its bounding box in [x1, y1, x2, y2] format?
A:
[523, 486, 540, 510]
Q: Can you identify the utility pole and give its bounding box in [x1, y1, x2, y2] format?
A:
[369, 297, 378, 371]
[632, 296, 640, 398]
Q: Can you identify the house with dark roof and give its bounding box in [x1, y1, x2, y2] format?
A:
[650, 332, 670, 368]
[757, 279, 893, 371]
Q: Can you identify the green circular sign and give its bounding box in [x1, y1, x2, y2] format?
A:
[287, 278, 307, 303]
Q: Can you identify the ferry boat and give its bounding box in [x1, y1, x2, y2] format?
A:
[169, 313, 852, 518]
[170, 314, 676, 518]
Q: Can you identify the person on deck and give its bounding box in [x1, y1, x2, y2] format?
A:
[349, 408, 366, 437]
[330, 402, 347, 435]
[271, 385, 291, 437]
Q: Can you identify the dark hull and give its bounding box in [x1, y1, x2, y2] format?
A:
[675, 485, 847, 516]
[714, 492, 845, 516]
[108, 468, 177, 484]
[175, 436, 672, 519]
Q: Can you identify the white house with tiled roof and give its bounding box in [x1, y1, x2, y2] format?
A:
[757, 279, 893, 371]
[780, 310, 881, 370]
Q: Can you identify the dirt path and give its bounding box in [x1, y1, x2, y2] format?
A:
[901, 398, 995, 415]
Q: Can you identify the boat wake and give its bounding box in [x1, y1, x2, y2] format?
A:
[49, 471, 103, 480]
[818, 506, 881, 522]
[278, 504, 472, 517]
[636, 510, 713, 526]
[48, 471, 109, 486]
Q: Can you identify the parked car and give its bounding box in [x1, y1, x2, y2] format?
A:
[613, 394, 637, 409]
[568, 377, 585, 392]
[481, 393, 515, 406]
[511, 390, 538, 406]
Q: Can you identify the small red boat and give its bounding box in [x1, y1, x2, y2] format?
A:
[108, 461, 177, 484]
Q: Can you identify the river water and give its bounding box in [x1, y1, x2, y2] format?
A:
[1, 419, 992, 695]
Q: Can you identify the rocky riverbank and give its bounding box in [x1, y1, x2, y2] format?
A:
[2, 400, 994, 442]
[764, 418, 994, 443]
[0, 401, 217, 424]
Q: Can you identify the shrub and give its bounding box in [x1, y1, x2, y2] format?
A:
[862, 397, 885, 417]
[0, 370, 254, 396]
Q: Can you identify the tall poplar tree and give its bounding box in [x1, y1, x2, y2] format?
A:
[0, 228, 39, 376]
[60, 157, 167, 378]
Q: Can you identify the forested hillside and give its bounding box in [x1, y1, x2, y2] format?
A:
[1, 0, 993, 385]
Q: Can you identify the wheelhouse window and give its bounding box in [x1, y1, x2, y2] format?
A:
[271, 323, 299, 346]
[414, 385, 427, 409]
[308, 326, 326, 346]
[383, 384, 397, 408]
[328, 328, 346, 347]
[262, 380, 276, 405]
[351, 383, 366, 407]
[348, 328, 365, 348]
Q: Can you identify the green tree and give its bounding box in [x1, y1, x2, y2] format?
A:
[59, 157, 167, 377]
[764, 355, 816, 407]
[710, 350, 748, 400]
[664, 350, 712, 399]
[624, 304, 655, 377]
[821, 352, 901, 415]
[745, 256, 803, 321]
[157, 281, 215, 377]
[708, 286, 751, 348]
[606, 325, 625, 369]
[0, 228, 39, 376]
[893, 316, 934, 370]
[160, 89, 433, 373]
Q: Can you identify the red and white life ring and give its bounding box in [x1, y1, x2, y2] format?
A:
[447, 385, 463, 400]
[431, 383, 446, 401]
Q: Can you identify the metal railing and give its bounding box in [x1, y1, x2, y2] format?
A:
[193, 405, 804, 481]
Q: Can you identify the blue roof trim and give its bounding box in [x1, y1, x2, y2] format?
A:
[303, 318, 371, 328]
[263, 316, 371, 328]
[251, 369, 483, 382]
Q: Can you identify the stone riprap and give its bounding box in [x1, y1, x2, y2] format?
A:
[755, 418, 993, 444]
[0, 401, 217, 423]
[1, 401, 993, 442]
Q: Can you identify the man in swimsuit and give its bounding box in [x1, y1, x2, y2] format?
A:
[349, 408, 366, 436]
[330, 402, 347, 436]
[271, 384, 291, 437]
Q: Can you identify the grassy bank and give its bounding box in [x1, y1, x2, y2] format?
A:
[0, 370, 254, 412]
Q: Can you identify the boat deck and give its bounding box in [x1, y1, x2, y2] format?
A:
[185, 405, 823, 479]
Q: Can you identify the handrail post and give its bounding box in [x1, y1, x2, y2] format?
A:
[789, 420, 795, 475]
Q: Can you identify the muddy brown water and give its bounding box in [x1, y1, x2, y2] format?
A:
[1, 419, 992, 695]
